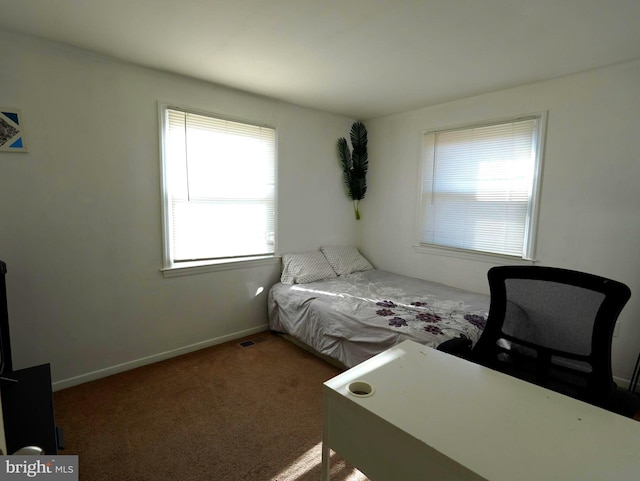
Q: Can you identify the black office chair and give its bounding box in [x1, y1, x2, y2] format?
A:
[438, 266, 639, 418]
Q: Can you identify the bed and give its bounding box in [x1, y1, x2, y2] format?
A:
[268, 247, 490, 369]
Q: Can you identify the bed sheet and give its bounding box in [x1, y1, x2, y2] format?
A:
[268, 269, 490, 368]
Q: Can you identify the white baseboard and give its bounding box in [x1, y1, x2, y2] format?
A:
[53, 331, 638, 396]
[52, 324, 269, 391]
[614, 375, 634, 392]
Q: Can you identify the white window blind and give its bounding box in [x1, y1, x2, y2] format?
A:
[162, 107, 276, 265]
[420, 116, 544, 259]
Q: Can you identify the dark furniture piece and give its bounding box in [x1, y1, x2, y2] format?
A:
[438, 265, 639, 418]
[1, 364, 60, 455]
[0, 261, 12, 375]
[0, 261, 61, 454]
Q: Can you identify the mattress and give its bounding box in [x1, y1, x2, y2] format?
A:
[268, 269, 490, 368]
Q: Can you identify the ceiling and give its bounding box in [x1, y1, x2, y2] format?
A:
[1, 0, 639, 119]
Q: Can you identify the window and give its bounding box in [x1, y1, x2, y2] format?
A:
[418, 114, 545, 260]
[159, 106, 276, 271]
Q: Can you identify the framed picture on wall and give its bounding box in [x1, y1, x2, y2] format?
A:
[0, 109, 28, 152]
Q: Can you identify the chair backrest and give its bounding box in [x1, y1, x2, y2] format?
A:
[472, 266, 631, 404]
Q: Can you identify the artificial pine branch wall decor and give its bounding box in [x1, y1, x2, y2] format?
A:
[337, 121, 368, 219]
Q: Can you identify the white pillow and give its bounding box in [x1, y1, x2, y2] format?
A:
[320, 246, 373, 276]
[280, 251, 338, 285]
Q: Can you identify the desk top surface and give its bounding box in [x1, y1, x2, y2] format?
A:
[324, 340, 640, 481]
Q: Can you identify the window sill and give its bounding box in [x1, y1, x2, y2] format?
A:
[413, 244, 537, 265]
[161, 256, 280, 278]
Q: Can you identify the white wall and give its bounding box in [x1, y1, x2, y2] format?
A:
[361, 59, 640, 384]
[0, 30, 357, 388]
[4, 28, 638, 388]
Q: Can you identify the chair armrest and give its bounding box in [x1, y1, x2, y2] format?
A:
[437, 337, 473, 357]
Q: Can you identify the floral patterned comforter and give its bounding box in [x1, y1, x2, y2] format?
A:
[268, 269, 490, 368]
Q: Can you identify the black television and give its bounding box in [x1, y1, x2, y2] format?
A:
[0, 260, 14, 376]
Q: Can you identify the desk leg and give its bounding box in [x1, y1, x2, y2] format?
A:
[321, 394, 330, 481]
[321, 442, 330, 481]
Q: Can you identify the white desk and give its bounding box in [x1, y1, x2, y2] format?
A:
[321, 340, 640, 481]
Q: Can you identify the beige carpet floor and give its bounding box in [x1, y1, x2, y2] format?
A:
[53, 332, 368, 481]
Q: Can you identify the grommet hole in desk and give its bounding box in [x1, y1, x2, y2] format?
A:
[348, 381, 374, 397]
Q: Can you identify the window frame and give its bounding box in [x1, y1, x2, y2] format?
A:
[414, 112, 547, 263]
[158, 103, 279, 277]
